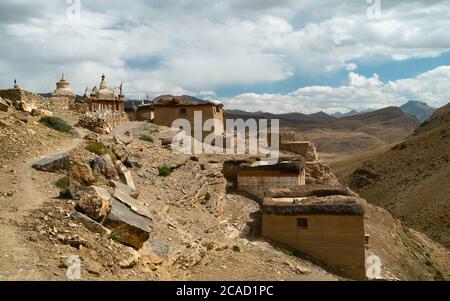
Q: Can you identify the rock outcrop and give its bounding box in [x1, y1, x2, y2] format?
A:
[32, 153, 70, 173]
[90, 155, 119, 180]
[110, 180, 140, 199]
[114, 131, 134, 145]
[69, 160, 96, 199]
[112, 144, 129, 161]
[103, 198, 153, 250]
[77, 186, 112, 222]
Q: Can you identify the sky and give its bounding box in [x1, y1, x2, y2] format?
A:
[0, 0, 449, 114]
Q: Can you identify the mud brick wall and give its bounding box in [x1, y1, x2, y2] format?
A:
[238, 171, 305, 198]
[262, 213, 366, 280]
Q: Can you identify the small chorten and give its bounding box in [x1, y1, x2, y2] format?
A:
[53, 73, 75, 97]
[96, 74, 115, 100]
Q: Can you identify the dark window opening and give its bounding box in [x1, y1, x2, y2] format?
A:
[180, 108, 187, 115]
[297, 218, 308, 230]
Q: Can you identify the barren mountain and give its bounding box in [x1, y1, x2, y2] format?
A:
[400, 100, 436, 122]
[227, 107, 420, 154]
[1, 91, 449, 280]
[349, 103, 450, 247]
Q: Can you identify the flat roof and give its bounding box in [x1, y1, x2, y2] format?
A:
[263, 195, 366, 216]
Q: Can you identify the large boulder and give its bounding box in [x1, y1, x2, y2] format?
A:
[110, 180, 140, 199]
[69, 160, 96, 199]
[77, 186, 111, 222]
[90, 155, 119, 180]
[15, 101, 35, 113]
[71, 212, 111, 237]
[103, 198, 153, 250]
[115, 161, 136, 189]
[32, 152, 70, 173]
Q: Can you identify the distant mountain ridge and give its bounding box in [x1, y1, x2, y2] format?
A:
[400, 100, 436, 122]
[331, 101, 436, 121]
[332, 109, 375, 118]
[226, 106, 420, 154]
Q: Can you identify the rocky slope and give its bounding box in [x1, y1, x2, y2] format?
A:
[350, 103, 450, 248]
[1, 93, 449, 280]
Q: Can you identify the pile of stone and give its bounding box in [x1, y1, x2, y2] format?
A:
[77, 111, 127, 135]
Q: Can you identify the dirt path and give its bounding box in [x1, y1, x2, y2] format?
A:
[0, 137, 82, 280]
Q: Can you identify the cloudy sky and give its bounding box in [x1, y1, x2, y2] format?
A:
[0, 0, 449, 113]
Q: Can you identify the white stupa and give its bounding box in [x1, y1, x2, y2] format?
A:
[52, 73, 75, 97]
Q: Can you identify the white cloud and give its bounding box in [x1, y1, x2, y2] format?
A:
[222, 66, 450, 114]
[348, 72, 382, 88]
[0, 0, 449, 107]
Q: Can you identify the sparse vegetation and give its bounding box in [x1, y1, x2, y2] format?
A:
[139, 134, 154, 143]
[55, 176, 71, 199]
[110, 231, 120, 241]
[201, 192, 211, 205]
[232, 245, 241, 253]
[158, 165, 172, 177]
[40, 116, 72, 133]
[85, 141, 117, 161]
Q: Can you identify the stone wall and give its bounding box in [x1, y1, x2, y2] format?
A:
[280, 141, 318, 162]
[0, 89, 22, 103]
[77, 111, 129, 135]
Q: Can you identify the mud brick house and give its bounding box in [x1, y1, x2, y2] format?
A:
[224, 158, 306, 199]
[152, 96, 225, 138]
[86, 74, 125, 113]
[262, 185, 367, 280]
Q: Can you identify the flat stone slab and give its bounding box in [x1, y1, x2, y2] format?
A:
[104, 198, 153, 250]
[32, 152, 70, 172]
[71, 212, 111, 237]
[113, 188, 148, 217]
[110, 180, 140, 199]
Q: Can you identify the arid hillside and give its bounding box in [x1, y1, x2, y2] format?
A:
[227, 107, 419, 155]
[349, 103, 450, 248]
[1, 91, 449, 280]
